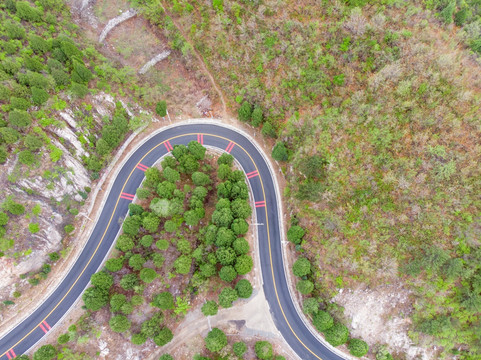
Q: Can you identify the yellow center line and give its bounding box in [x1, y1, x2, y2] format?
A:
[2, 131, 321, 360]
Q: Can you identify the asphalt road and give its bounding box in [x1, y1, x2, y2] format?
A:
[0, 123, 344, 360]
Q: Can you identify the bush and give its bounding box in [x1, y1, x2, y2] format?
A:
[218, 287, 238, 308]
[64, 224, 75, 233]
[6, 200, 25, 215]
[255, 341, 273, 359]
[109, 315, 131, 333]
[18, 150, 35, 165]
[159, 355, 174, 360]
[205, 328, 227, 352]
[29, 34, 50, 53]
[57, 333, 70, 344]
[32, 87, 49, 105]
[238, 101, 252, 122]
[16, 1, 43, 22]
[201, 300, 218, 316]
[140, 268, 157, 283]
[9, 109, 31, 128]
[233, 341, 247, 357]
[296, 280, 314, 294]
[292, 257, 311, 277]
[5, 21, 26, 40]
[272, 142, 288, 161]
[70, 82, 89, 98]
[287, 225, 305, 244]
[28, 223, 40, 233]
[24, 134, 43, 151]
[313, 310, 334, 332]
[33, 345, 56, 360]
[348, 338, 369, 357]
[156, 101, 167, 116]
[154, 327, 173, 346]
[219, 265, 237, 282]
[324, 323, 349, 346]
[235, 279, 253, 298]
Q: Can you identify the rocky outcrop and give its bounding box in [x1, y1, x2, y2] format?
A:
[138, 50, 171, 75]
[99, 9, 137, 43]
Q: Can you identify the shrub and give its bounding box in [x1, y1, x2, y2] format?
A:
[313, 311, 334, 332]
[0, 212, 9, 226]
[6, 200, 25, 215]
[28, 223, 40, 233]
[219, 265, 237, 282]
[110, 293, 127, 312]
[33, 345, 56, 360]
[70, 82, 89, 98]
[233, 341, 247, 357]
[72, 62, 92, 84]
[18, 150, 35, 165]
[120, 273, 139, 290]
[9, 109, 31, 128]
[156, 101, 167, 116]
[64, 224, 75, 233]
[57, 333, 70, 344]
[205, 328, 227, 352]
[5, 21, 26, 40]
[109, 315, 131, 333]
[174, 255, 192, 274]
[201, 300, 218, 316]
[255, 341, 273, 359]
[324, 323, 349, 346]
[292, 257, 311, 277]
[24, 134, 43, 151]
[238, 101, 252, 122]
[159, 355, 174, 360]
[296, 280, 314, 294]
[287, 225, 305, 244]
[154, 327, 173, 346]
[16, 1, 43, 22]
[29, 34, 50, 53]
[348, 338, 369, 357]
[218, 287, 238, 308]
[272, 142, 288, 161]
[140, 268, 157, 283]
[235, 279, 253, 298]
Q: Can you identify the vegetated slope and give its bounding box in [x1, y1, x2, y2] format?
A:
[129, 0, 481, 358]
[0, 0, 159, 320]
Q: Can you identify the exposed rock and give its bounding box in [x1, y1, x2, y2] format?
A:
[99, 9, 138, 43]
[138, 50, 171, 75]
[50, 125, 88, 158]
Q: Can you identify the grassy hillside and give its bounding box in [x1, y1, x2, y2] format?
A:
[129, 0, 481, 357]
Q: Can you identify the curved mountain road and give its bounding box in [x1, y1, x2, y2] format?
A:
[0, 123, 344, 360]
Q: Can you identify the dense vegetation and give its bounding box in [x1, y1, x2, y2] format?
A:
[79, 143, 254, 348]
[129, 0, 481, 357]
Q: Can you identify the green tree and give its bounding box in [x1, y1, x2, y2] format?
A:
[109, 315, 131, 333]
[5, 21, 26, 40]
[238, 101, 252, 122]
[176, 239, 192, 255]
[156, 239, 169, 251]
[140, 235, 154, 248]
[110, 293, 127, 312]
[33, 345, 56, 360]
[16, 1, 43, 22]
[152, 253, 166, 268]
[233, 341, 247, 357]
[82, 286, 108, 311]
[18, 150, 35, 165]
[156, 101, 167, 117]
[215, 227, 236, 247]
[136, 188, 151, 199]
[200, 263, 216, 278]
[272, 142, 288, 161]
[131, 332, 147, 345]
[153, 291, 175, 310]
[0, 127, 20, 144]
[201, 300, 218, 316]
[255, 341, 273, 360]
[212, 208, 234, 227]
[348, 338, 369, 357]
[0, 212, 9, 226]
[140, 268, 157, 283]
[120, 273, 139, 290]
[251, 106, 263, 126]
[129, 254, 146, 271]
[142, 213, 160, 233]
[70, 82, 89, 98]
[233, 238, 250, 255]
[217, 163, 232, 180]
[9, 109, 31, 128]
[235, 254, 253, 275]
[154, 327, 173, 346]
[231, 199, 251, 219]
[29, 34, 50, 53]
[174, 255, 192, 274]
[303, 298, 319, 316]
[218, 287, 238, 308]
[57, 333, 70, 344]
[217, 153, 234, 166]
[219, 265, 237, 282]
[192, 171, 210, 186]
[205, 328, 227, 353]
[216, 247, 236, 265]
[231, 218, 249, 235]
[292, 257, 311, 277]
[324, 323, 349, 346]
[296, 280, 314, 294]
[287, 225, 305, 244]
[31, 87, 49, 105]
[123, 216, 141, 236]
[24, 134, 43, 151]
[105, 257, 124, 272]
[188, 140, 206, 160]
[72, 61, 92, 84]
[235, 279, 253, 298]
[159, 355, 174, 360]
[313, 310, 334, 332]
[163, 166, 180, 183]
[6, 200, 25, 215]
[90, 271, 113, 290]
